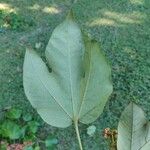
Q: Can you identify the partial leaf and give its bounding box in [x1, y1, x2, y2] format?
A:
[34, 146, 40, 150]
[27, 121, 40, 133]
[23, 113, 32, 122]
[20, 125, 27, 138]
[87, 125, 96, 136]
[117, 102, 150, 150]
[45, 136, 58, 148]
[23, 146, 33, 150]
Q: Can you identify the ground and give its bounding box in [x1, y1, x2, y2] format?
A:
[0, 0, 150, 149]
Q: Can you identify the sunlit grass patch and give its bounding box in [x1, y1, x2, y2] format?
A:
[0, 3, 16, 13]
[130, 0, 144, 5]
[88, 18, 116, 27]
[88, 10, 146, 27]
[103, 11, 146, 24]
[43, 6, 61, 14]
[28, 4, 40, 10]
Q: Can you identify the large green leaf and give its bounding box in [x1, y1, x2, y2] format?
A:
[1, 120, 22, 139]
[6, 108, 22, 119]
[23, 15, 112, 128]
[117, 102, 150, 150]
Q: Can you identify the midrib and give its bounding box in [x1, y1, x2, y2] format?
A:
[131, 104, 134, 150]
[67, 28, 75, 119]
[78, 46, 92, 118]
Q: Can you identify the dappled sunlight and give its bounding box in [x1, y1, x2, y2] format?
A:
[104, 11, 145, 24]
[43, 6, 61, 14]
[130, 0, 144, 5]
[88, 10, 146, 27]
[88, 18, 116, 27]
[28, 4, 40, 10]
[28, 4, 61, 14]
[0, 3, 16, 12]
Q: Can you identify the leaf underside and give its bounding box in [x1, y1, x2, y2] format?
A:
[117, 102, 150, 150]
[23, 15, 113, 128]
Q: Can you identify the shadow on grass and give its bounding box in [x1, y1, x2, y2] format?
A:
[0, 0, 72, 30]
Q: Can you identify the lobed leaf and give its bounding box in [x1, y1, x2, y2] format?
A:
[23, 14, 113, 128]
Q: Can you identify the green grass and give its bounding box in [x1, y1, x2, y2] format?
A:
[0, 0, 150, 149]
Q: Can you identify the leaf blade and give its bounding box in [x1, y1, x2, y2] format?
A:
[79, 39, 113, 124]
[23, 49, 72, 128]
[23, 16, 113, 129]
[45, 17, 84, 117]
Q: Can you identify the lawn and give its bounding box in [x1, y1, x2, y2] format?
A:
[0, 0, 150, 149]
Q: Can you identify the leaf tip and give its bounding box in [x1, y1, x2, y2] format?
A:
[128, 101, 139, 108]
[26, 48, 32, 52]
[66, 9, 75, 20]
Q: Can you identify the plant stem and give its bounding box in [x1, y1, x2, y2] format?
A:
[110, 144, 117, 150]
[74, 120, 83, 150]
[110, 135, 117, 150]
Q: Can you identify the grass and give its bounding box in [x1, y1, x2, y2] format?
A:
[0, 0, 150, 149]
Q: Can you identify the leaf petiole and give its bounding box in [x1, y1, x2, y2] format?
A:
[74, 120, 83, 150]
